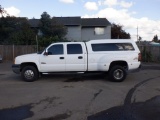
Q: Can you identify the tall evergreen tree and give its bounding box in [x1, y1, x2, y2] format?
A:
[39, 12, 52, 37]
[39, 12, 67, 38]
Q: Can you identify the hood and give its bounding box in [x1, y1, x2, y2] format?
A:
[18, 53, 38, 57]
[15, 53, 40, 64]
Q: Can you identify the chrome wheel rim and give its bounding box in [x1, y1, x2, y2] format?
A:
[113, 69, 123, 80]
[24, 70, 34, 79]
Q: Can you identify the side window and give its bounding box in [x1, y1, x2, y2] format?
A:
[123, 43, 135, 50]
[91, 43, 135, 51]
[91, 43, 118, 51]
[67, 44, 83, 54]
[48, 44, 63, 55]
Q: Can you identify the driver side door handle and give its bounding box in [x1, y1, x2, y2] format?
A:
[60, 57, 64, 59]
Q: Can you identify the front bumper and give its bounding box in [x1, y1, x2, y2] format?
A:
[12, 64, 21, 74]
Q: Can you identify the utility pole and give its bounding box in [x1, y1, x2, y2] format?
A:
[137, 26, 139, 42]
[36, 35, 38, 53]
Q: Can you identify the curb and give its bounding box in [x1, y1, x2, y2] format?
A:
[141, 62, 160, 70]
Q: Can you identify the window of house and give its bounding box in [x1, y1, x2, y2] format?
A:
[48, 44, 64, 55]
[94, 27, 105, 35]
[67, 44, 83, 54]
[91, 43, 135, 51]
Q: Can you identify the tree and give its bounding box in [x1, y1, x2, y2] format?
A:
[39, 12, 52, 37]
[111, 23, 130, 39]
[0, 16, 17, 44]
[138, 36, 142, 42]
[10, 19, 36, 45]
[0, 16, 36, 45]
[38, 12, 67, 47]
[39, 12, 67, 38]
[50, 18, 67, 38]
[0, 5, 9, 17]
[152, 35, 158, 42]
[38, 36, 59, 48]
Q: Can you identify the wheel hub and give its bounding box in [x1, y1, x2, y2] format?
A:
[113, 69, 123, 80]
[24, 70, 34, 79]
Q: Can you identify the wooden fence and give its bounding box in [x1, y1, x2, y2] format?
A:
[0, 45, 160, 62]
[138, 45, 160, 62]
[0, 45, 37, 61]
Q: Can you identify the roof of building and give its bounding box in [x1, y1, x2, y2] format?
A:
[81, 18, 111, 27]
[29, 19, 39, 28]
[28, 17, 111, 27]
[54, 17, 81, 26]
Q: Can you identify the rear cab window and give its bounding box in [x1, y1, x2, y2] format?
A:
[67, 44, 83, 54]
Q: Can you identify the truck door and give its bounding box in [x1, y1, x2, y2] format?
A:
[40, 44, 65, 72]
[65, 43, 86, 71]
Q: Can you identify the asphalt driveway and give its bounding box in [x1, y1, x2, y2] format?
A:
[0, 62, 160, 120]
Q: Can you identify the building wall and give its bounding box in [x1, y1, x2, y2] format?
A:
[65, 25, 111, 42]
[81, 26, 111, 41]
[65, 26, 81, 41]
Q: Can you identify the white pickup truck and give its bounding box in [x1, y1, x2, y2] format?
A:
[12, 39, 141, 82]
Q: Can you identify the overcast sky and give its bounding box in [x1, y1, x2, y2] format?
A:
[1, 0, 160, 41]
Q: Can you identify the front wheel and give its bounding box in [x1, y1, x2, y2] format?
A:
[109, 65, 127, 82]
[21, 66, 39, 82]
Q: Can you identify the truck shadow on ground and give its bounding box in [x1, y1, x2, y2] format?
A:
[87, 76, 160, 120]
[7, 73, 106, 83]
[64, 73, 107, 82]
[40, 73, 107, 82]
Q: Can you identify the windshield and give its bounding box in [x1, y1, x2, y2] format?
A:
[37, 45, 49, 54]
[37, 44, 55, 54]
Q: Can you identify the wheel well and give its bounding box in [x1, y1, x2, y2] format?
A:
[20, 63, 38, 72]
[109, 61, 128, 70]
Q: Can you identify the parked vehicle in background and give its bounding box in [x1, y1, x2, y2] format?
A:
[12, 39, 141, 82]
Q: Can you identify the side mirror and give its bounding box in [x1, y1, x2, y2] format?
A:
[44, 51, 48, 56]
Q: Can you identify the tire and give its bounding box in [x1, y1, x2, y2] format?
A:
[109, 65, 127, 82]
[21, 66, 39, 82]
[39, 72, 44, 77]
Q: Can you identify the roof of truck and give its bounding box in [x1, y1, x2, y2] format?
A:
[88, 39, 135, 43]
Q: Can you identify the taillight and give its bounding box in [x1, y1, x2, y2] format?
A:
[138, 53, 142, 61]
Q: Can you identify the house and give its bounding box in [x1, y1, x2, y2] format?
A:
[81, 18, 111, 41]
[29, 17, 111, 41]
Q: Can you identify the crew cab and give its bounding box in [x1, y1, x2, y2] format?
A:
[12, 39, 141, 82]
